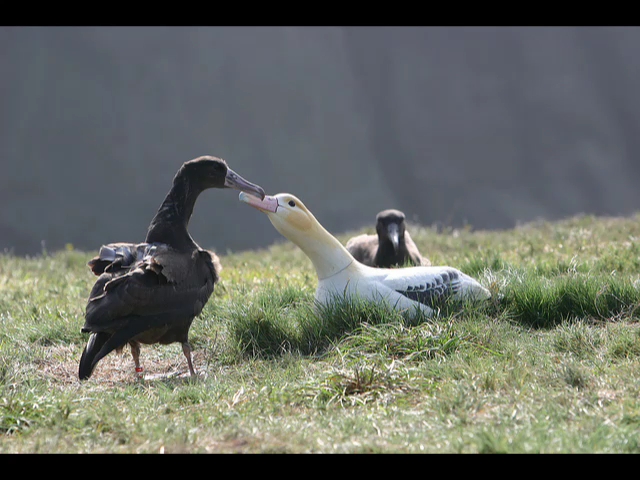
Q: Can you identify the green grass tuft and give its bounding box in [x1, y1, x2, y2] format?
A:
[2, 213, 640, 452]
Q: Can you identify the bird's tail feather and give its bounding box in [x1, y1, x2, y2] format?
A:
[464, 277, 491, 301]
[79, 316, 174, 380]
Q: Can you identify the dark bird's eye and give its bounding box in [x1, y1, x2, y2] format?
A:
[288, 200, 296, 207]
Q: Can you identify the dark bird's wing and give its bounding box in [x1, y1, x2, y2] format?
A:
[345, 234, 378, 266]
[403, 231, 430, 266]
[79, 245, 218, 380]
[83, 244, 218, 332]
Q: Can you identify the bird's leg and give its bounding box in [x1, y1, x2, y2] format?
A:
[130, 341, 144, 378]
[182, 342, 196, 376]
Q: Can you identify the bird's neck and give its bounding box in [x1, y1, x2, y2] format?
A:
[145, 173, 203, 249]
[279, 219, 355, 280]
[375, 236, 406, 266]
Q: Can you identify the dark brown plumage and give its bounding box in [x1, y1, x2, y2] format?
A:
[78, 155, 265, 381]
[346, 209, 430, 268]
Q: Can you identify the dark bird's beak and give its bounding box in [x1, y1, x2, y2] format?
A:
[387, 223, 400, 253]
[224, 168, 266, 200]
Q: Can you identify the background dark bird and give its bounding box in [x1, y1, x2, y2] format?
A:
[78, 155, 265, 381]
[346, 209, 430, 268]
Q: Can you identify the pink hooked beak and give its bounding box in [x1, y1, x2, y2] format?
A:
[239, 192, 279, 213]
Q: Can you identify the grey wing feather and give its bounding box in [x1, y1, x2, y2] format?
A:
[88, 242, 159, 275]
[395, 269, 462, 307]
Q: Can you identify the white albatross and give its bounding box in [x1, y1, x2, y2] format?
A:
[239, 192, 491, 317]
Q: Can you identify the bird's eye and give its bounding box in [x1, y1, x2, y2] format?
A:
[288, 200, 296, 207]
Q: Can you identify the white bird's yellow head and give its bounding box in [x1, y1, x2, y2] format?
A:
[239, 192, 321, 241]
[239, 192, 355, 279]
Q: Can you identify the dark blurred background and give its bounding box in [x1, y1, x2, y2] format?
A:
[2, 26, 640, 256]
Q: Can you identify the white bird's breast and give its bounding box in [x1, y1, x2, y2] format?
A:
[314, 263, 490, 318]
[316, 265, 436, 315]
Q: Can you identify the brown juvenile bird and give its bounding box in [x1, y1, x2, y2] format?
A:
[346, 209, 430, 268]
[78, 155, 265, 381]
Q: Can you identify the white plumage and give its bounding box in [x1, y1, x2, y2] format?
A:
[240, 192, 491, 317]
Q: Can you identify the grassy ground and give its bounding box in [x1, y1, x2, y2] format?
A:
[1, 213, 640, 453]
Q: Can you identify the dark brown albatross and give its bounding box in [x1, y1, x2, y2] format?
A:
[78, 155, 265, 381]
[345, 209, 430, 268]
